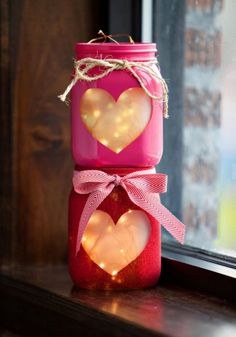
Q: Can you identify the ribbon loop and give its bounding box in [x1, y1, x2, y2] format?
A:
[73, 169, 185, 256]
[73, 170, 113, 194]
[124, 172, 168, 194]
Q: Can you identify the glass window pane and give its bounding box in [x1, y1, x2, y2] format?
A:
[155, 0, 236, 258]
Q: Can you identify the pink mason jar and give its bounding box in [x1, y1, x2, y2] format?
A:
[71, 43, 165, 167]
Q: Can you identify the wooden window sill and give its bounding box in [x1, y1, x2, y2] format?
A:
[0, 265, 236, 337]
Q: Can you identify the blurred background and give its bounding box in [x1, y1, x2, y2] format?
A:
[156, 0, 236, 258]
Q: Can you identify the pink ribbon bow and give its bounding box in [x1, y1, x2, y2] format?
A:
[73, 169, 185, 255]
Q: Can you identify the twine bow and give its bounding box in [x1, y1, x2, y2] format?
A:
[58, 58, 169, 118]
[73, 169, 185, 256]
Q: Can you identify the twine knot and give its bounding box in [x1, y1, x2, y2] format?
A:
[120, 60, 129, 69]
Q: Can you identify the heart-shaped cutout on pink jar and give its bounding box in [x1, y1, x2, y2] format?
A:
[80, 87, 152, 153]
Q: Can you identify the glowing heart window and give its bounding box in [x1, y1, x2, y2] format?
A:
[80, 88, 151, 153]
[82, 209, 151, 275]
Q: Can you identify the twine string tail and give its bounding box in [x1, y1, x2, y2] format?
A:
[73, 169, 185, 256]
[58, 57, 169, 118]
[88, 30, 135, 44]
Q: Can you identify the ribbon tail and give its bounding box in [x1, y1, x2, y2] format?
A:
[153, 202, 185, 244]
[125, 185, 185, 244]
[75, 189, 111, 256]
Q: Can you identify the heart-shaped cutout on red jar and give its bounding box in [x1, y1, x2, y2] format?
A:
[82, 209, 151, 275]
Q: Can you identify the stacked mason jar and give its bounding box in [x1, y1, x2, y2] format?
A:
[68, 43, 166, 290]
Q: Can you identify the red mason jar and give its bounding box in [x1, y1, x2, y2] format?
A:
[68, 167, 161, 290]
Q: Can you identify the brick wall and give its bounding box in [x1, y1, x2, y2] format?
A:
[183, 0, 224, 247]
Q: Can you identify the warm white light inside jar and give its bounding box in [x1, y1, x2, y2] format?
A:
[80, 88, 151, 153]
[82, 209, 151, 275]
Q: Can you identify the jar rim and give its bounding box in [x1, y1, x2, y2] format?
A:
[76, 42, 156, 48]
[74, 166, 156, 176]
[75, 43, 157, 61]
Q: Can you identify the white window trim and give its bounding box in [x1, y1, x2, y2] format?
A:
[141, 0, 153, 42]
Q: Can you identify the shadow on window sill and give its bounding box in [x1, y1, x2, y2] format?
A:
[0, 264, 236, 337]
